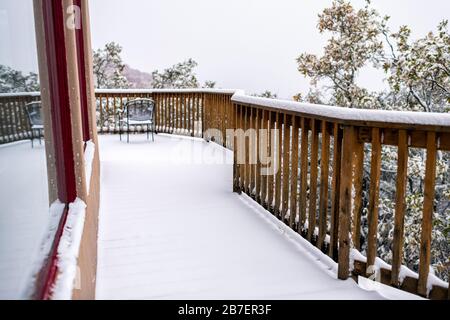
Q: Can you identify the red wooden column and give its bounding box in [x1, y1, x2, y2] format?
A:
[32, 0, 82, 299]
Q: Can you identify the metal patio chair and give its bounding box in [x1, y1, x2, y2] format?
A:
[25, 101, 44, 148]
[119, 98, 155, 143]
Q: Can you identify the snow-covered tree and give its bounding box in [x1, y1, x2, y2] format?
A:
[152, 58, 199, 89]
[296, 0, 384, 108]
[152, 59, 216, 89]
[203, 80, 216, 88]
[297, 0, 449, 282]
[255, 90, 278, 99]
[383, 20, 450, 113]
[93, 42, 130, 89]
[0, 65, 39, 93]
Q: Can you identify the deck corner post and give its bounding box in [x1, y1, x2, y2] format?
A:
[337, 125, 355, 280]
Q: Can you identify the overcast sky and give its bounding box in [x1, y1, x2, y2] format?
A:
[1, 0, 449, 98]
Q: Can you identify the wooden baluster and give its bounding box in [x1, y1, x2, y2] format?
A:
[249, 107, 255, 196]
[7, 98, 13, 141]
[19, 97, 27, 138]
[274, 112, 282, 217]
[187, 94, 191, 136]
[161, 93, 165, 133]
[329, 123, 342, 259]
[11, 98, 17, 140]
[289, 115, 299, 229]
[318, 120, 330, 249]
[118, 95, 123, 133]
[266, 111, 275, 210]
[168, 93, 172, 133]
[168, 93, 171, 133]
[0, 99, 4, 142]
[391, 129, 408, 287]
[244, 106, 250, 194]
[155, 93, 160, 132]
[202, 94, 206, 138]
[196, 93, 201, 137]
[233, 103, 241, 193]
[352, 137, 365, 251]
[175, 94, 179, 133]
[366, 127, 382, 276]
[260, 110, 268, 206]
[299, 118, 309, 233]
[281, 113, 291, 221]
[239, 104, 245, 191]
[106, 94, 110, 133]
[338, 125, 355, 279]
[190, 93, 194, 136]
[178, 94, 182, 133]
[308, 119, 319, 242]
[178, 94, 181, 133]
[182, 94, 186, 134]
[255, 108, 261, 202]
[417, 131, 437, 297]
[98, 94, 103, 133]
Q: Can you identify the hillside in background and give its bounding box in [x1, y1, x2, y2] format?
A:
[123, 64, 153, 89]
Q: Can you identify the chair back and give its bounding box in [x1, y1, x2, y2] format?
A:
[125, 98, 154, 122]
[25, 101, 43, 127]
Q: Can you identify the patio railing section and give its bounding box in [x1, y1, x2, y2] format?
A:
[1, 89, 449, 300]
[0, 92, 40, 144]
[95, 89, 235, 149]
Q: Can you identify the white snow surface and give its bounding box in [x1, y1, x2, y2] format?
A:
[51, 198, 86, 300]
[95, 134, 412, 300]
[84, 140, 95, 195]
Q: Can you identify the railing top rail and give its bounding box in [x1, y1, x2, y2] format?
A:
[2, 89, 450, 131]
[95, 88, 238, 95]
[0, 92, 41, 98]
[232, 93, 450, 132]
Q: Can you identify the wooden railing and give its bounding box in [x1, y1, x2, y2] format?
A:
[95, 89, 236, 149]
[0, 92, 41, 144]
[1, 89, 449, 299]
[231, 93, 450, 300]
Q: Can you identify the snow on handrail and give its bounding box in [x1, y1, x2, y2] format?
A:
[231, 92, 450, 129]
[0, 92, 41, 98]
[95, 88, 238, 94]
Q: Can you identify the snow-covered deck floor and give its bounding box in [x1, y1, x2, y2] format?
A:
[96, 134, 393, 300]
